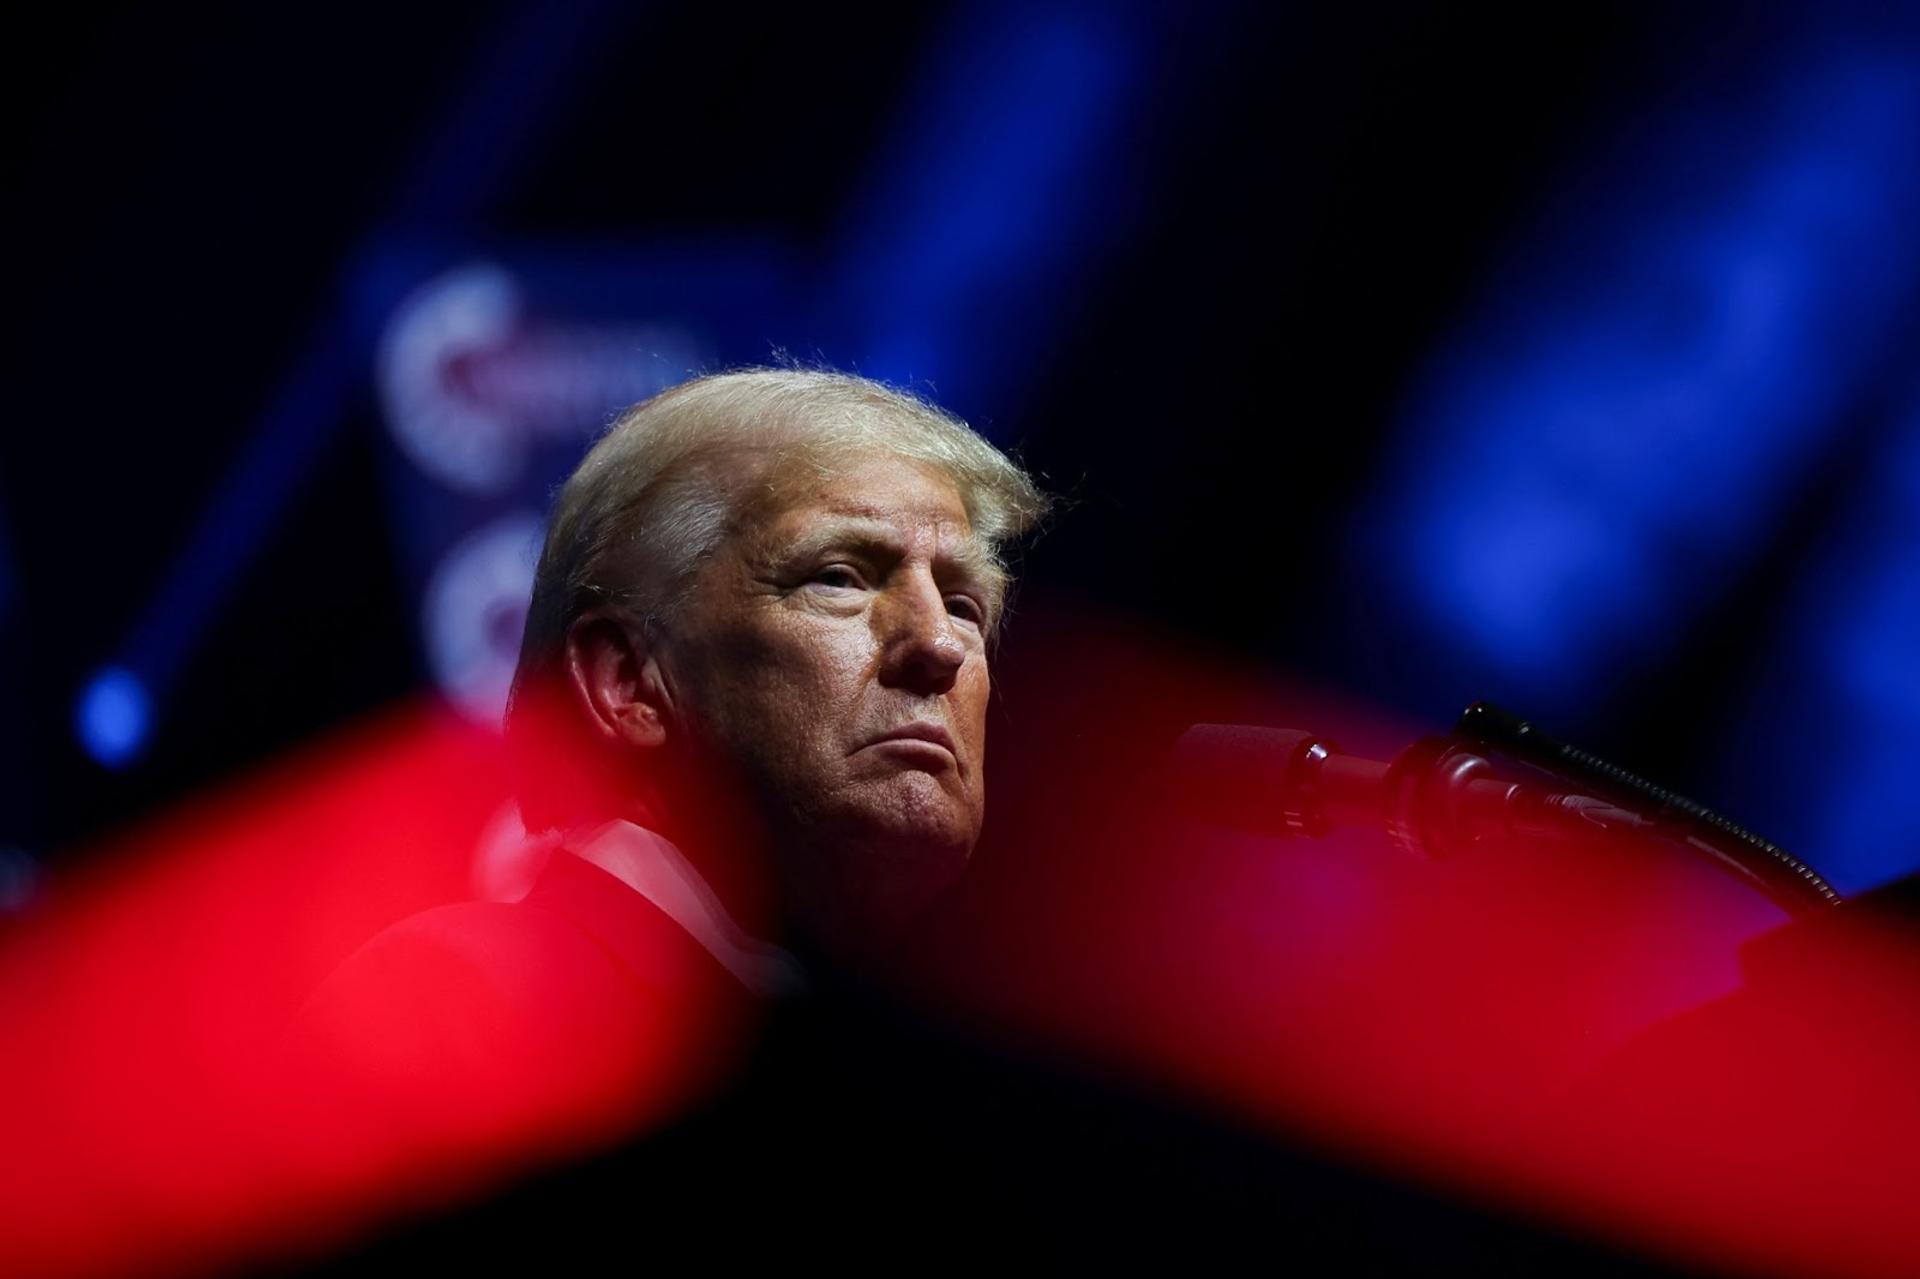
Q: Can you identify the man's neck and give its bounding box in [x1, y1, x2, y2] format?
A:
[565, 817, 799, 998]
[617, 790, 780, 956]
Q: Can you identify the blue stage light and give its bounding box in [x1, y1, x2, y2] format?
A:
[1353, 45, 1920, 722]
[84, 0, 631, 759]
[1711, 397, 1920, 892]
[77, 667, 151, 768]
[832, 0, 1161, 426]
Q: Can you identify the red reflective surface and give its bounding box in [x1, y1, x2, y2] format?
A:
[3, 613, 1914, 1278]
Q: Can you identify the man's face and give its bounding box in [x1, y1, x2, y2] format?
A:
[658, 451, 994, 944]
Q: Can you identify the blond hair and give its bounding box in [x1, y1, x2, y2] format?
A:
[511, 367, 1048, 712]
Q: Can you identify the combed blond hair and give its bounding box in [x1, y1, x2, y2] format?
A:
[510, 367, 1049, 713]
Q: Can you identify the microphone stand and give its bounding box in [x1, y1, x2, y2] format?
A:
[1172, 702, 1842, 917]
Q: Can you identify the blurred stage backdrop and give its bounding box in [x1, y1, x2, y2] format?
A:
[8, 0, 1919, 898]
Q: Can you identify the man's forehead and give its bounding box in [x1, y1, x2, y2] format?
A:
[763, 458, 975, 541]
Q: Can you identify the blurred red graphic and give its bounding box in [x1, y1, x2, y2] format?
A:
[2, 614, 1914, 1277]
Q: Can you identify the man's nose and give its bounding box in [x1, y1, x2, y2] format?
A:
[876, 576, 966, 694]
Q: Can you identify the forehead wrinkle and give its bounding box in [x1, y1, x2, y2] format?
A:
[768, 508, 977, 562]
[759, 516, 905, 567]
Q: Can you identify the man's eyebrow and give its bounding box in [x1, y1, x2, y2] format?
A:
[768, 518, 908, 564]
[768, 517, 999, 590]
[935, 536, 998, 589]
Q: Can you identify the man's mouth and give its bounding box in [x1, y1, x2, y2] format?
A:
[863, 721, 959, 761]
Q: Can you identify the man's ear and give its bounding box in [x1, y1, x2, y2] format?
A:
[562, 610, 674, 750]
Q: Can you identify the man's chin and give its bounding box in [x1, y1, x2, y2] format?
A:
[825, 770, 976, 854]
[782, 802, 978, 960]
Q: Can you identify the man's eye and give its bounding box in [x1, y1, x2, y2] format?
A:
[946, 595, 985, 626]
[810, 566, 864, 590]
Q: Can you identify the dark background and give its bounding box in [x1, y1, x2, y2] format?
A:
[9, 0, 1918, 890]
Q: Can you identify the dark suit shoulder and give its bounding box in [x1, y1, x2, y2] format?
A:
[282, 859, 751, 1171]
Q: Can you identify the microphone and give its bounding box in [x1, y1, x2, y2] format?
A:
[1169, 723, 1655, 855]
[1169, 705, 1840, 916]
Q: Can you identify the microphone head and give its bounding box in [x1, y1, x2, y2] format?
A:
[1169, 724, 1333, 839]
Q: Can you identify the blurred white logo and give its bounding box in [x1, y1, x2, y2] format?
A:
[378, 263, 702, 493]
[421, 511, 544, 726]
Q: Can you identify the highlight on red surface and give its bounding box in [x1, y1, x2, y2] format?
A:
[0, 695, 763, 1279]
[3, 607, 1914, 1278]
[905, 608, 1920, 1279]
